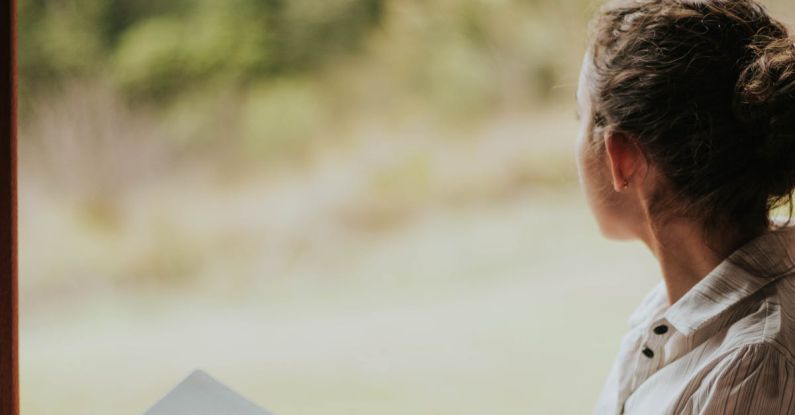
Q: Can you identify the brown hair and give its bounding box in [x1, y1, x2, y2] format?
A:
[587, 0, 795, 239]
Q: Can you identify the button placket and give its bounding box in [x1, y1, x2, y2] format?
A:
[631, 319, 672, 390]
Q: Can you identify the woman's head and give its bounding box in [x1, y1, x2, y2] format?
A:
[576, 0, 795, 242]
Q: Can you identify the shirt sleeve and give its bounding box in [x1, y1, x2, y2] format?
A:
[678, 342, 795, 414]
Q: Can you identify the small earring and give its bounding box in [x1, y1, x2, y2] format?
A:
[622, 179, 629, 189]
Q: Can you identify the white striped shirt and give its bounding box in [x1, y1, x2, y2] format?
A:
[593, 219, 795, 414]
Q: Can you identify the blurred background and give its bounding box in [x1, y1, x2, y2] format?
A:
[17, 0, 795, 414]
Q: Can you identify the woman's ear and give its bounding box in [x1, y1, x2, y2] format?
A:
[604, 130, 648, 192]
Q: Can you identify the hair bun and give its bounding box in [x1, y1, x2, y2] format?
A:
[734, 35, 795, 198]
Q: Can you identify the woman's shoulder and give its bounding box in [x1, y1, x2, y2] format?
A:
[676, 341, 795, 414]
[703, 274, 795, 366]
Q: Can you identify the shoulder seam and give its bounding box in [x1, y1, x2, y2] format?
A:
[733, 340, 795, 367]
[762, 290, 795, 364]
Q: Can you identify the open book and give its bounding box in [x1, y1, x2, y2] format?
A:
[143, 370, 274, 415]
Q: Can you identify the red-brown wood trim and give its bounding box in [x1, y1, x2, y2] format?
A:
[0, 0, 18, 413]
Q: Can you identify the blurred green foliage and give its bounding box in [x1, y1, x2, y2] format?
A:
[19, 0, 593, 113]
[21, 0, 383, 100]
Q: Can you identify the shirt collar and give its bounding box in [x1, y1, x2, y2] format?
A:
[664, 218, 795, 336]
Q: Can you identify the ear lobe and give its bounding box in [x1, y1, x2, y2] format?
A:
[604, 130, 645, 192]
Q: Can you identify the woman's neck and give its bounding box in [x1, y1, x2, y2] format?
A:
[637, 218, 763, 305]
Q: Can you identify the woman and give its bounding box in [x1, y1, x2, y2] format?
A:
[575, 0, 795, 413]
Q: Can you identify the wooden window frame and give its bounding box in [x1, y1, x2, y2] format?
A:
[1, 0, 18, 414]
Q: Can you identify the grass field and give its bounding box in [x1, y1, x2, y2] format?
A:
[20, 181, 659, 414]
